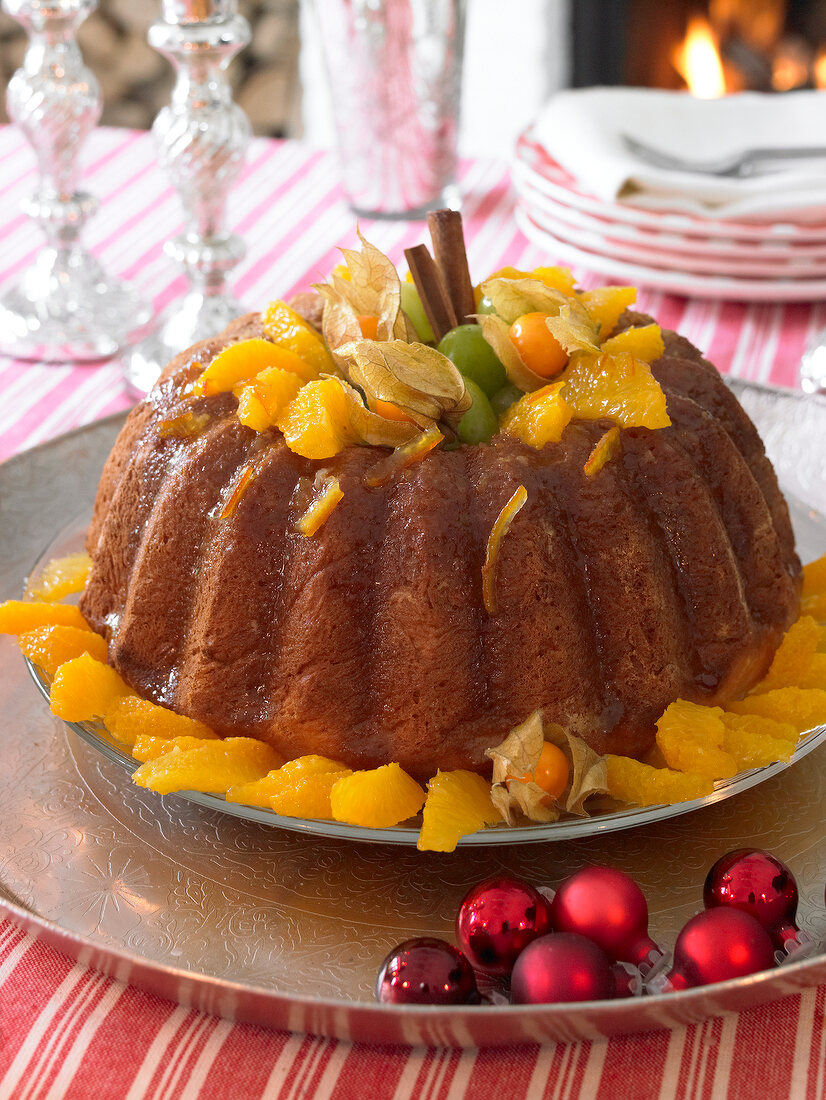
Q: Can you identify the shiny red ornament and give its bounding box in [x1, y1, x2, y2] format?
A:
[549, 865, 665, 971]
[511, 933, 614, 1004]
[375, 937, 479, 1005]
[664, 908, 775, 991]
[456, 876, 552, 977]
[704, 848, 801, 952]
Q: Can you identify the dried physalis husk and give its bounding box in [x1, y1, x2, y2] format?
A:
[487, 711, 556, 824]
[542, 724, 609, 816]
[544, 302, 601, 358]
[486, 711, 609, 824]
[319, 230, 416, 350]
[480, 276, 572, 325]
[477, 314, 548, 393]
[335, 377, 420, 449]
[341, 340, 470, 429]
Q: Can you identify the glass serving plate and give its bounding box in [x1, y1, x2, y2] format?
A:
[24, 485, 826, 848]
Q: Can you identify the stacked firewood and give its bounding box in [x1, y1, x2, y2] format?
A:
[0, 0, 301, 136]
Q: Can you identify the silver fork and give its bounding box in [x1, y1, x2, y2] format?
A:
[622, 133, 826, 178]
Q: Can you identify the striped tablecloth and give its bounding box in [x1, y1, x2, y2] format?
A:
[1, 123, 825, 1099]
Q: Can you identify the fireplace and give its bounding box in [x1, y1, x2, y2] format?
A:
[573, 0, 826, 95]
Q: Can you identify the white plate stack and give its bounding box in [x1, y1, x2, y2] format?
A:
[513, 89, 826, 302]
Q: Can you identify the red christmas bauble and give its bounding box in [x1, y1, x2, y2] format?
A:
[456, 876, 551, 977]
[511, 933, 614, 1004]
[549, 865, 663, 969]
[704, 848, 800, 951]
[666, 908, 775, 991]
[375, 937, 479, 1005]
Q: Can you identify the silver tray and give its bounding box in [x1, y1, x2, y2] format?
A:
[1, 383, 826, 1046]
[23, 508, 826, 847]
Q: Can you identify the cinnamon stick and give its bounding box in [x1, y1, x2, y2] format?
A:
[404, 243, 457, 344]
[427, 209, 476, 326]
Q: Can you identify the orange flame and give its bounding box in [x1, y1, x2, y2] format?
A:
[673, 16, 727, 97]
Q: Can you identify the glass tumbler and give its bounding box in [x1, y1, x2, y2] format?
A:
[313, 0, 466, 218]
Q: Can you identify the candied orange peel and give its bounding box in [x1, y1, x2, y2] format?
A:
[481, 484, 528, 614]
[584, 426, 621, 478]
[296, 475, 343, 537]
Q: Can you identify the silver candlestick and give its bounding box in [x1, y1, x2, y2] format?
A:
[123, 0, 251, 395]
[0, 0, 151, 361]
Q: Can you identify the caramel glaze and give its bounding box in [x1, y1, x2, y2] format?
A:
[80, 311, 801, 779]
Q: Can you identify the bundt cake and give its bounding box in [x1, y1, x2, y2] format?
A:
[79, 291, 800, 781]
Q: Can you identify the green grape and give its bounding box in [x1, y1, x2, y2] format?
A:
[400, 281, 435, 343]
[458, 378, 498, 445]
[475, 295, 498, 314]
[437, 325, 507, 398]
[490, 384, 523, 418]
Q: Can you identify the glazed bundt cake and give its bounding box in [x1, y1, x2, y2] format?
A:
[79, 296, 800, 781]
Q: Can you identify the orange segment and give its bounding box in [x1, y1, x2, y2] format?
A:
[278, 378, 357, 459]
[195, 338, 318, 396]
[655, 699, 737, 779]
[718, 712, 796, 770]
[27, 553, 92, 601]
[50, 653, 133, 722]
[798, 653, 826, 689]
[501, 383, 573, 449]
[579, 286, 637, 339]
[726, 688, 826, 734]
[0, 600, 90, 635]
[271, 771, 350, 819]
[802, 554, 826, 619]
[227, 754, 349, 807]
[756, 616, 821, 692]
[132, 737, 280, 794]
[562, 352, 671, 430]
[262, 300, 335, 377]
[600, 323, 664, 363]
[105, 695, 217, 747]
[330, 763, 425, 828]
[132, 734, 219, 762]
[485, 265, 577, 297]
[18, 624, 108, 675]
[417, 770, 502, 852]
[606, 755, 713, 807]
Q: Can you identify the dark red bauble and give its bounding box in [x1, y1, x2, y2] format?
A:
[512, 933, 614, 1004]
[456, 876, 551, 977]
[375, 937, 479, 1005]
[550, 866, 663, 968]
[704, 848, 800, 951]
[666, 909, 776, 991]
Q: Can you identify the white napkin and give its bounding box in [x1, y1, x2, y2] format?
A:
[529, 88, 826, 222]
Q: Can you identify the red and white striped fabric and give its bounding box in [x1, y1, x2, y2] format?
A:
[1, 125, 824, 1099]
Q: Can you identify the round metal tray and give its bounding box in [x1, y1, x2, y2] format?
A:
[1, 392, 825, 1046]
